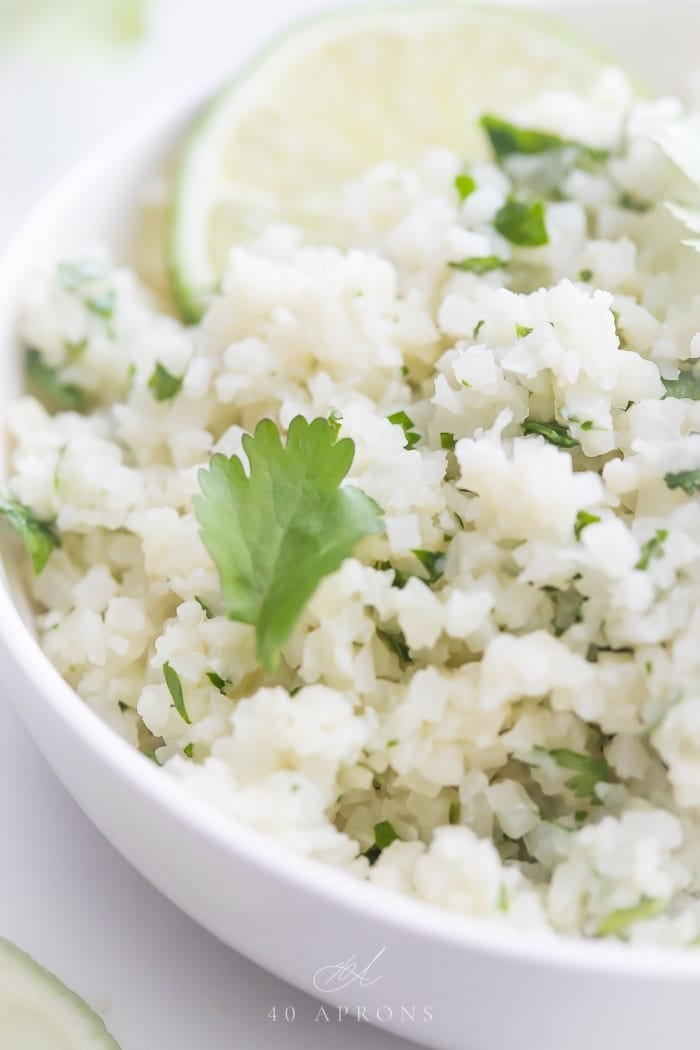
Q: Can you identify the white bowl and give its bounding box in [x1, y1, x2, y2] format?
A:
[2, 5, 700, 1049]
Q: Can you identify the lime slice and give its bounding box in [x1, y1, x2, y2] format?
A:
[168, 3, 609, 322]
[0, 937, 120, 1049]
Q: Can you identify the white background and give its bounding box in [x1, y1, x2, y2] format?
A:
[0, 1, 696, 1048]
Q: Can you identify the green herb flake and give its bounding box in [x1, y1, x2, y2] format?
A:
[412, 549, 446, 584]
[0, 487, 60, 574]
[194, 595, 215, 619]
[25, 347, 86, 413]
[497, 884, 509, 912]
[183, 743, 194, 759]
[440, 431, 456, 451]
[163, 661, 191, 724]
[387, 410, 420, 450]
[574, 509, 601, 541]
[523, 418, 579, 448]
[597, 898, 665, 939]
[374, 820, 399, 850]
[449, 798, 462, 825]
[65, 337, 88, 361]
[635, 529, 668, 571]
[386, 738, 399, 749]
[117, 701, 130, 713]
[663, 370, 700, 400]
[579, 268, 593, 282]
[148, 362, 184, 402]
[664, 468, 700, 495]
[206, 671, 228, 693]
[194, 416, 384, 671]
[377, 627, 411, 666]
[455, 173, 476, 201]
[644, 660, 654, 675]
[544, 747, 612, 801]
[480, 116, 570, 159]
[495, 198, 548, 247]
[515, 324, 533, 339]
[473, 319, 485, 340]
[618, 191, 652, 213]
[449, 255, 506, 275]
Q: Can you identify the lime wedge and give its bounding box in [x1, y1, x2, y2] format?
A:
[168, 3, 609, 322]
[0, 937, 120, 1049]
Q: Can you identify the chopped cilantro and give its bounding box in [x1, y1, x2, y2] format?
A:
[184, 743, 195, 758]
[597, 898, 665, 938]
[495, 198, 548, 247]
[377, 627, 411, 665]
[618, 191, 652, 213]
[663, 369, 700, 400]
[206, 671, 228, 693]
[25, 347, 86, 413]
[449, 255, 506, 275]
[635, 529, 668, 570]
[148, 362, 184, 402]
[664, 469, 700, 495]
[545, 585, 586, 636]
[523, 418, 579, 448]
[644, 660, 654, 675]
[0, 487, 59, 574]
[118, 701, 130, 713]
[375, 561, 411, 589]
[374, 820, 399, 850]
[163, 661, 191, 724]
[541, 747, 612, 801]
[387, 410, 420, 450]
[194, 416, 384, 671]
[412, 549, 445, 584]
[473, 319, 485, 339]
[194, 595, 215, 619]
[65, 337, 88, 361]
[440, 432, 456, 451]
[449, 798, 461, 825]
[579, 268, 593, 282]
[497, 884, 509, 912]
[455, 173, 476, 201]
[515, 324, 533, 338]
[479, 115, 609, 163]
[574, 509, 600, 540]
[580, 420, 597, 431]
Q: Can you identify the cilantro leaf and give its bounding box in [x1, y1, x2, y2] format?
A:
[148, 362, 184, 402]
[455, 173, 476, 201]
[542, 747, 612, 801]
[25, 347, 86, 413]
[515, 324, 533, 338]
[495, 198, 548, 247]
[194, 416, 384, 671]
[377, 627, 411, 665]
[480, 115, 609, 163]
[448, 256, 506, 275]
[663, 369, 700, 399]
[374, 820, 399, 850]
[440, 432, 456, 450]
[664, 468, 700, 495]
[574, 509, 600, 540]
[412, 549, 445, 583]
[163, 661, 190, 724]
[0, 487, 60, 574]
[636, 529, 668, 570]
[387, 410, 420, 450]
[618, 191, 652, 213]
[579, 268, 593, 282]
[523, 419, 579, 448]
[206, 671, 229, 693]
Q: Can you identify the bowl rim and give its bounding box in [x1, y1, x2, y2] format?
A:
[1, 54, 700, 986]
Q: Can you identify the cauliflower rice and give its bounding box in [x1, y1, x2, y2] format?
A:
[7, 68, 700, 946]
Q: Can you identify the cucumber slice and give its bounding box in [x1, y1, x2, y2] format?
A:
[0, 937, 120, 1048]
[167, 2, 610, 322]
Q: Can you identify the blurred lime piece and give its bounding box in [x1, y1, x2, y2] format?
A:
[167, 2, 610, 322]
[0, 0, 146, 52]
[0, 936, 121, 1048]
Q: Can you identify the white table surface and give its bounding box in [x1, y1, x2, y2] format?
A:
[0, 2, 696, 1047]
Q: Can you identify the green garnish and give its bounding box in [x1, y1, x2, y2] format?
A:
[25, 347, 86, 412]
[495, 198, 548, 247]
[579, 268, 593, 282]
[206, 671, 228, 693]
[455, 173, 476, 201]
[183, 743, 195, 758]
[412, 549, 445, 584]
[574, 509, 601, 541]
[618, 191, 652, 213]
[387, 410, 420, 450]
[540, 747, 612, 801]
[148, 362, 184, 402]
[374, 820, 399, 850]
[473, 319, 485, 339]
[65, 337, 88, 361]
[580, 420, 597, 431]
[515, 324, 533, 338]
[448, 255, 506, 275]
[664, 469, 700, 495]
[0, 487, 60, 574]
[497, 884, 509, 912]
[663, 369, 700, 400]
[377, 627, 411, 665]
[163, 661, 191, 724]
[597, 898, 665, 939]
[479, 115, 609, 163]
[194, 595, 215, 618]
[635, 529, 668, 570]
[440, 432, 456, 451]
[194, 416, 384, 671]
[523, 419, 579, 448]
[449, 798, 461, 825]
